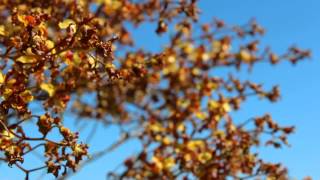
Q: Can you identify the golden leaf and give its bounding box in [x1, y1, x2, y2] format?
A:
[167, 55, 176, 63]
[0, 71, 5, 84]
[163, 64, 178, 75]
[37, 22, 48, 36]
[222, 102, 231, 112]
[155, 134, 162, 141]
[163, 157, 175, 169]
[195, 111, 207, 120]
[177, 123, 186, 132]
[1, 130, 15, 140]
[20, 90, 34, 103]
[214, 130, 225, 138]
[148, 122, 163, 132]
[183, 153, 192, 161]
[212, 40, 222, 52]
[105, 62, 116, 69]
[151, 156, 163, 170]
[192, 68, 201, 76]
[181, 43, 194, 54]
[152, 156, 175, 170]
[73, 144, 85, 156]
[17, 14, 28, 26]
[207, 82, 218, 90]
[213, 115, 221, 122]
[11, 103, 24, 110]
[162, 137, 171, 145]
[237, 49, 253, 63]
[58, 19, 76, 29]
[2, 88, 13, 99]
[0, 25, 6, 36]
[104, 0, 122, 13]
[40, 83, 55, 97]
[177, 99, 190, 109]
[198, 152, 212, 163]
[7, 79, 16, 85]
[208, 100, 219, 110]
[45, 40, 56, 53]
[26, 48, 35, 56]
[187, 140, 205, 151]
[16, 55, 37, 63]
[201, 53, 210, 62]
[88, 56, 97, 68]
[73, 53, 82, 65]
[266, 177, 277, 180]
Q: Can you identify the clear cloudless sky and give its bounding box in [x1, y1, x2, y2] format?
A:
[1, 1, 319, 179]
[73, 1, 320, 179]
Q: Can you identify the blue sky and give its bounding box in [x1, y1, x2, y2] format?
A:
[196, 0, 320, 179]
[1, 0, 319, 179]
[73, 1, 320, 179]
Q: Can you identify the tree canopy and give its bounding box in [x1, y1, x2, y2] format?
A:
[0, 0, 310, 179]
